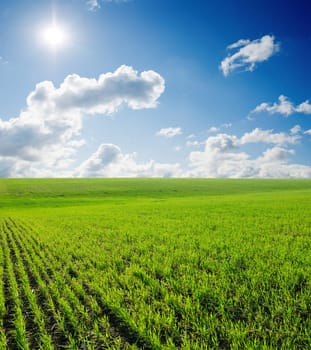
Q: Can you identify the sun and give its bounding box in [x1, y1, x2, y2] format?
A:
[41, 23, 68, 50]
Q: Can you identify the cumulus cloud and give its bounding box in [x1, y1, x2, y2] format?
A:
[220, 35, 279, 76]
[28, 65, 165, 115]
[76, 143, 182, 177]
[187, 129, 311, 178]
[0, 65, 165, 177]
[258, 147, 295, 163]
[251, 95, 311, 116]
[0, 111, 82, 169]
[304, 129, 311, 135]
[296, 101, 311, 114]
[73, 129, 311, 178]
[189, 135, 249, 178]
[206, 133, 239, 152]
[240, 128, 299, 145]
[156, 127, 182, 138]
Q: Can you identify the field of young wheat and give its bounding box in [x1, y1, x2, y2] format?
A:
[0, 179, 310, 349]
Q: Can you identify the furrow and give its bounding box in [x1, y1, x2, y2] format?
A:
[82, 281, 158, 350]
[0, 221, 8, 348]
[4, 219, 54, 350]
[11, 219, 127, 349]
[8, 219, 93, 348]
[0, 221, 29, 350]
[15, 219, 151, 349]
[3, 221, 37, 349]
[18, 220, 157, 349]
[6, 219, 70, 349]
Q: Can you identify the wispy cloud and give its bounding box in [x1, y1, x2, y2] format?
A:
[220, 35, 279, 76]
[87, 0, 100, 10]
[208, 123, 232, 133]
[156, 127, 182, 138]
[250, 95, 311, 117]
[87, 0, 129, 10]
[186, 140, 203, 147]
[104, 0, 130, 2]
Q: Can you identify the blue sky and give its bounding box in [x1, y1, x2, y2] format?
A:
[0, 0, 311, 177]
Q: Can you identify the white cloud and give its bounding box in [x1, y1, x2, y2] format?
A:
[87, 0, 100, 10]
[156, 127, 182, 138]
[251, 95, 294, 116]
[185, 134, 205, 147]
[240, 128, 299, 145]
[0, 65, 165, 177]
[76, 143, 182, 177]
[258, 147, 295, 163]
[296, 101, 311, 114]
[0, 113, 82, 167]
[206, 133, 239, 152]
[220, 35, 279, 76]
[70, 128, 311, 178]
[208, 123, 232, 133]
[87, 0, 129, 9]
[251, 95, 311, 116]
[290, 125, 302, 135]
[186, 140, 204, 147]
[208, 126, 219, 133]
[187, 129, 311, 178]
[104, 0, 129, 2]
[257, 164, 311, 178]
[227, 39, 251, 50]
[304, 129, 311, 135]
[28, 65, 165, 115]
[189, 135, 249, 178]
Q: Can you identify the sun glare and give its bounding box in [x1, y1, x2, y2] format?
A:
[41, 23, 68, 50]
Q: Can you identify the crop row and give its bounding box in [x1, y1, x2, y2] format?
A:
[0, 207, 310, 349]
[0, 218, 143, 349]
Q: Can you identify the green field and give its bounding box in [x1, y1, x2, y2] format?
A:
[0, 179, 310, 349]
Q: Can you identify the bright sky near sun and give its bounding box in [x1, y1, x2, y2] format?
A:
[41, 23, 68, 50]
[0, 0, 311, 178]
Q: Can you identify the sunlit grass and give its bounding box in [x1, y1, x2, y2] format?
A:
[0, 179, 310, 348]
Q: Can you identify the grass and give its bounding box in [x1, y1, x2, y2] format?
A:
[0, 178, 310, 349]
